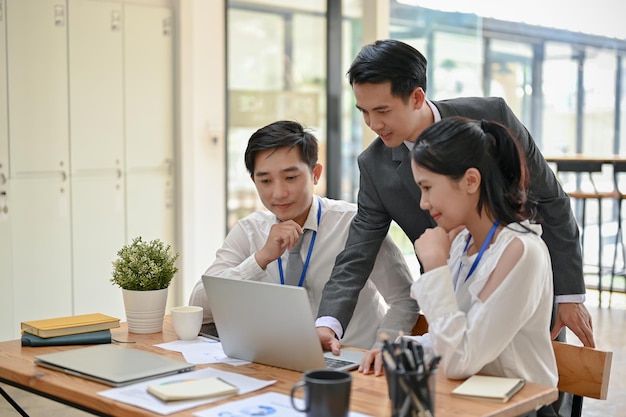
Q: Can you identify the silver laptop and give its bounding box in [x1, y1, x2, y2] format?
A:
[34, 344, 195, 386]
[202, 275, 364, 372]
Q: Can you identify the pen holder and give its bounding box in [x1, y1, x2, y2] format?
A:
[386, 367, 436, 417]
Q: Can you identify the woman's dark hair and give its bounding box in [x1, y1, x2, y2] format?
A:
[346, 39, 427, 102]
[244, 120, 319, 175]
[412, 116, 537, 224]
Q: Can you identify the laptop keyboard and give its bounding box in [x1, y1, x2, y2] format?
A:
[324, 356, 355, 369]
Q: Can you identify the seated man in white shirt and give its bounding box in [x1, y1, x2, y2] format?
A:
[189, 120, 419, 349]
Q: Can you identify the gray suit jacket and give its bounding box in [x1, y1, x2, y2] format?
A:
[318, 96, 583, 332]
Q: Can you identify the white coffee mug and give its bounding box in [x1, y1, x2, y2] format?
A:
[170, 306, 203, 340]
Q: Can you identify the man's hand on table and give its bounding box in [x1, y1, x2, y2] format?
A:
[317, 326, 342, 355]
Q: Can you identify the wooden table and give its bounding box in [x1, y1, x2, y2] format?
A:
[545, 154, 626, 164]
[0, 318, 558, 417]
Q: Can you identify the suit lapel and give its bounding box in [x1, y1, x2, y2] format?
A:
[432, 100, 458, 119]
[392, 144, 422, 207]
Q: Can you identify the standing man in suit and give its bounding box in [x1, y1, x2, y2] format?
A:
[316, 39, 595, 354]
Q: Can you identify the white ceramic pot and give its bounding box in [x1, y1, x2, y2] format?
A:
[122, 288, 168, 334]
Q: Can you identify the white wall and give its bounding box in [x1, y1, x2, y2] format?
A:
[175, 0, 226, 305]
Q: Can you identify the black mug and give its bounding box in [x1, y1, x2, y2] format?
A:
[290, 369, 352, 417]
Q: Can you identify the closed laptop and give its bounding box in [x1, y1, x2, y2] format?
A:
[34, 344, 195, 386]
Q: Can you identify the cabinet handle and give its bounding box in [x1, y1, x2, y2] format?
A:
[54, 5, 65, 27]
[0, 172, 6, 185]
[0, 190, 7, 214]
[163, 17, 172, 36]
[111, 10, 121, 31]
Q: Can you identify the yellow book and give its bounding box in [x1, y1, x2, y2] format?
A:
[21, 313, 120, 338]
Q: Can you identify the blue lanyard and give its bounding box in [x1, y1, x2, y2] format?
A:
[457, 221, 499, 285]
[277, 198, 321, 287]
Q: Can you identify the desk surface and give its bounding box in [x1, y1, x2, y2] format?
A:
[545, 154, 626, 163]
[0, 318, 558, 417]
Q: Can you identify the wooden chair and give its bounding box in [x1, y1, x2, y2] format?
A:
[410, 314, 613, 417]
[410, 312, 429, 336]
[552, 340, 612, 417]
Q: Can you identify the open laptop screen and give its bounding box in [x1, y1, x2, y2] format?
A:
[202, 275, 363, 372]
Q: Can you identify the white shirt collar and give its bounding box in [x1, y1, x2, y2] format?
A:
[405, 99, 441, 151]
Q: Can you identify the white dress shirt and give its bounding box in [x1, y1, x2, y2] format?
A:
[189, 196, 419, 349]
[408, 221, 558, 386]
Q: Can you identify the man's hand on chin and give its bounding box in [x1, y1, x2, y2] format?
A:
[317, 326, 341, 355]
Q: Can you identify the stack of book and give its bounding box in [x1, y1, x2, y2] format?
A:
[21, 313, 120, 347]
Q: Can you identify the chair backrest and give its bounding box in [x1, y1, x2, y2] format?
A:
[410, 312, 429, 336]
[551, 340, 612, 400]
[410, 314, 612, 401]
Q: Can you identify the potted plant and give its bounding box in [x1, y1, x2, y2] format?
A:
[111, 237, 179, 334]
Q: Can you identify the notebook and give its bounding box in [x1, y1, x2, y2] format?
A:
[451, 375, 526, 403]
[34, 344, 195, 387]
[21, 313, 120, 338]
[202, 275, 364, 372]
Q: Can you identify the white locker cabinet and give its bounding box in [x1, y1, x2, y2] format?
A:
[0, 0, 176, 342]
[126, 171, 175, 244]
[124, 4, 174, 168]
[0, 0, 15, 341]
[7, 0, 70, 175]
[11, 177, 73, 326]
[68, 0, 124, 172]
[5, 0, 73, 341]
[71, 176, 125, 317]
[0, 0, 8, 177]
[124, 4, 175, 246]
[68, 0, 126, 318]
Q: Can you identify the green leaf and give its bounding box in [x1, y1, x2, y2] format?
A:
[110, 237, 179, 291]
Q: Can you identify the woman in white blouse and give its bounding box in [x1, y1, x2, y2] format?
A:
[360, 116, 558, 392]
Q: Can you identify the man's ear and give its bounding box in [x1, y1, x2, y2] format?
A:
[312, 164, 323, 184]
[411, 87, 426, 109]
[464, 167, 481, 194]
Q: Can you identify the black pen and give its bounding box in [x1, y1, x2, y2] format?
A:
[428, 355, 441, 373]
[412, 342, 424, 374]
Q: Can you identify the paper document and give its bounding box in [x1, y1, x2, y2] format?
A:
[193, 392, 373, 417]
[156, 338, 250, 366]
[98, 367, 275, 415]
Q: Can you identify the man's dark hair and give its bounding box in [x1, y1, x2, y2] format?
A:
[244, 120, 319, 175]
[347, 39, 428, 101]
